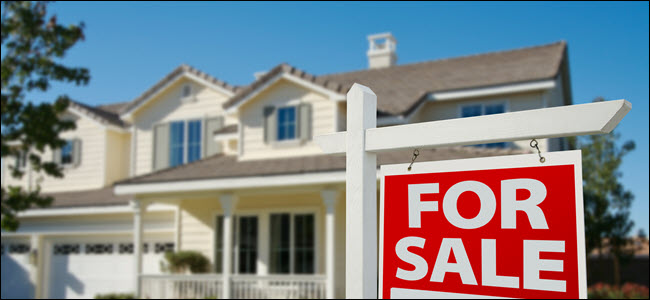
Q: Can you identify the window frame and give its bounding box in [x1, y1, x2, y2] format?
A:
[60, 140, 75, 166]
[212, 207, 321, 275]
[168, 119, 203, 167]
[276, 105, 298, 142]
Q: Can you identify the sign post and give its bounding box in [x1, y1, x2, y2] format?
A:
[315, 83, 631, 299]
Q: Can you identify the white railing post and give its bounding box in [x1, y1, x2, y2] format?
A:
[220, 194, 238, 299]
[346, 84, 378, 299]
[321, 189, 339, 299]
[132, 199, 145, 298]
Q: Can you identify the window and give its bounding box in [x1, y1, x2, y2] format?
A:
[269, 213, 315, 275]
[460, 102, 507, 148]
[187, 120, 202, 163]
[169, 120, 202, 167]
[277, 106, 297, 141]
[238, 216, 258, 274]
[169, 121, 185, 167]
[15, 151, 27, 170]
[61, 140, 74, 165]
[270, 214, 291, 274]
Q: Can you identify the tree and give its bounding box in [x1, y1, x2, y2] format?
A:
[573, 97, 636, 286]
[1, 1, 89, 231]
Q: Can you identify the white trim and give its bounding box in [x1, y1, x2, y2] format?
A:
[316, 99, 631, 155]
[17, 203, 176, 218]
[428, 79, 555, 102]
[378, 151, 586, 298]
[122, 72, 235, 120]
[1, 229, 174, 238]
[225, 73, 345, 114]
[114, 171, 347, 195]
[214, 132, 238, 142]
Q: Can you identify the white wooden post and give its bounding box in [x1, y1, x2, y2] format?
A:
[346, 84, 378, 299]
[220, 194, 238, 300]
[315, 83, 631, 299]
[132, 199, 145, 298]
[322, 189, 339, 299]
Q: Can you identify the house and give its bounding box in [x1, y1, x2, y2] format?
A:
[1, 33, 573, 299]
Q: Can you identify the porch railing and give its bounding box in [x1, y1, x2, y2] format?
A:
[140, 274, 224, 299]
[231, 275, 327, 299]
[140, 274, 327, 299]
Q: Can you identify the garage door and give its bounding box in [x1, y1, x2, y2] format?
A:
[1, 240, 35, 299]
[47, 237, 173, 299]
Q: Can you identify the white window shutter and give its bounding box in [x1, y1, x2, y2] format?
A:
[204, 117, 224, 157]
[298, 103, 312, 142]
[72, 139, 82, 167]
[264, 106, 277, 144]
[52, 148, 61, 165]
[153, 123, 170, 171]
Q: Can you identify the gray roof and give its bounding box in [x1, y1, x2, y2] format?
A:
[118, 147, 524, 185]
[44, 187, 132, 208]
[120, 64, 243, 115]
[224, 41, 568, 116]
[69, 101, 129, 128]
[214, 124, 238, 135]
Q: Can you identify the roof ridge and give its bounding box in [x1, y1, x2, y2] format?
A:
[320, 40, 566, 78]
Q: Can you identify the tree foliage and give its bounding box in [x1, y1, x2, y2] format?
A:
[572, 97, 636, 285]
[1, 1, 89, 231]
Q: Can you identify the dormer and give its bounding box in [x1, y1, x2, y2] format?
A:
[367, 32, 397, 69]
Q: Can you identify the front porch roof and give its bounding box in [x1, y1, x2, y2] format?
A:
[114, 147, 524, 194]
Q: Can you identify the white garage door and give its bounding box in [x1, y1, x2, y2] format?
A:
[1, 241, 34, 299]
[47, 237, 173, 299]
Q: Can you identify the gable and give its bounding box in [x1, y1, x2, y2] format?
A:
[238, 78, 331, 114]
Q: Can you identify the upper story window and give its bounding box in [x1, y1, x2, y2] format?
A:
[460, 102, 507, 148]
[169, 119, 203, 168]
[277, 106, 297, 141]
[15, 151, 27, 170]
[182, 85, 192, 98]
[53, 139, 80, 167]
[61, 140, 74, 165]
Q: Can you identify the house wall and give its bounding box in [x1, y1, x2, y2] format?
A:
[3, 114, 108, 193]
[238, 79, 337, 161]
[105, 130, 131, 186]
[131, 77, 234, 176]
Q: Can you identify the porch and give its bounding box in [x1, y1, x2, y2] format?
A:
[131, 188, 344, 299]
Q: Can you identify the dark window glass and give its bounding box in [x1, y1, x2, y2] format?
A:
[169, 121, 185, 167]
[270, 214, 291, 274]
[61, 140, 74, 165]
[294, 214, 315, 274]
[277, 107, 297, 141]
[187, 120, 202, 163]
[238, 216, 258, 274]
[215, 215, 223, 273]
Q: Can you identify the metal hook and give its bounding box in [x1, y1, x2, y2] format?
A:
[530, 139, 546, 163]
[408, 149, 420, 171]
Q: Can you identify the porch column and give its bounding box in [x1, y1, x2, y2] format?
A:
[321, 189, 339, 299]
[132, 199, 146, 297]
[220, 194, 238, 300]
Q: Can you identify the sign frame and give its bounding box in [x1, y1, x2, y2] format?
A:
[379, 150, 587, 299]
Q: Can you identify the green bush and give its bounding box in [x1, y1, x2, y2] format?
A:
[94, 293, 135, 299]
[588, 283, 649, 299]
[162, 250, 211, 274]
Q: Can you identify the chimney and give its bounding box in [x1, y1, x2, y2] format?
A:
[367, 32, 397, 69]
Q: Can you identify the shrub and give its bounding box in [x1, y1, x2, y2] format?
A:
[94, 293, 135, 299]
[588, 282, 649, 299]
[162, 250, 211, 274]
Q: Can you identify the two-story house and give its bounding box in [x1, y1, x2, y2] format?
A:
[1, 34, 572, 299]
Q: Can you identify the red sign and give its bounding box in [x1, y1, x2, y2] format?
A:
[379, 151, 587, 299]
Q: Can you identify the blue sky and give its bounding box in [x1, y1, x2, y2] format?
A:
[23, 1, 650, 234]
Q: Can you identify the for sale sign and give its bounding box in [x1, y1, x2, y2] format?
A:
[379, 151, 587, 299]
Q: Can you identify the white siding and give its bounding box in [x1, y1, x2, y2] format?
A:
[239, 79, 337, 161]
[132, 78, 233, 176]
[4, 114, 108, 193]
[105, 131, 131, 185]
